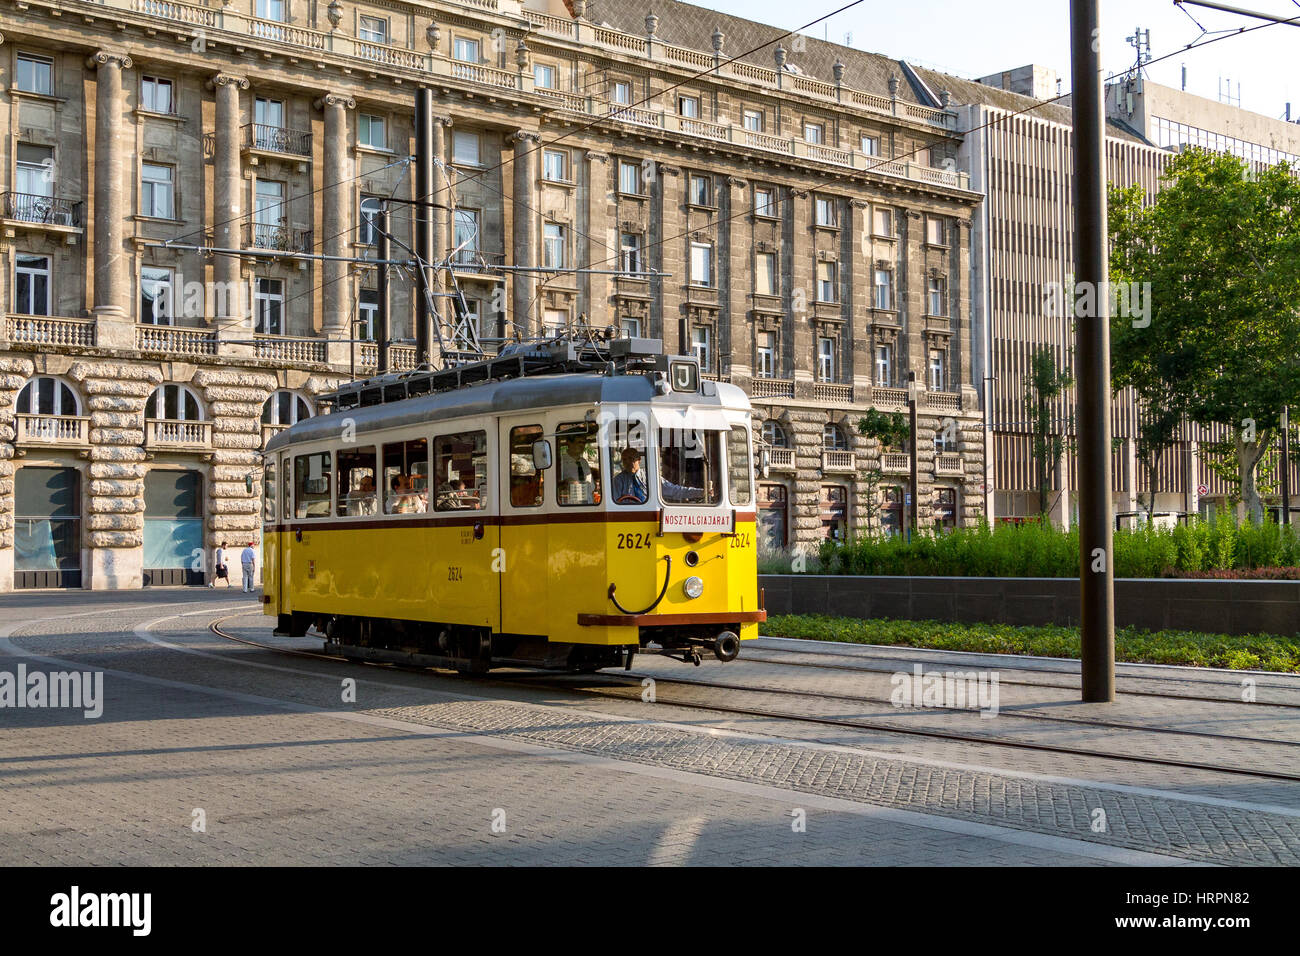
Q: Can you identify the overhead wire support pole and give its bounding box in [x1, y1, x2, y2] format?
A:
[377, 209, 390, 377]
[1071, 0, 1116, 703]
[415, 87, 435, 368]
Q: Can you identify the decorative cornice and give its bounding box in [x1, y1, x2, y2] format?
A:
[87, 51, 133, 71]
[315, 93, 357, 111]
[208, 73, 250, 91]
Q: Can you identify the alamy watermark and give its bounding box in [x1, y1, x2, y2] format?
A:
[889, 664, 999, 718]
[0, 665, 103, 719]
[1043, 279, 1151, 328]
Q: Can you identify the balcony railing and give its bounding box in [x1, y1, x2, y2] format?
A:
[136, 324, 217, 356]
[767, 447, 796, 471]
[15, 413, 91, 447]
[750, 377, 795, 399]
[144, 418, 213, 450]
[822, 450, 857, 473]
[242, 122, 312, 156]
[450, 248, 506, 274]
[936, 453, 964, 475]
[871, 386, 910, 408]
[881, 452, 911, 474]
[261, 422, 288, 447]
[254, 334, 327, 364]
[926, 390, 963, 412]
[5, 315, 95, 347]
[2, 192, 83, 227]
[813, 383, 854, 404]
[358, 343, 419, 373]
[244, 222, 313, 253]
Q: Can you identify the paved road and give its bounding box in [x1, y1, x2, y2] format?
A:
[0, 589, 1292, 865]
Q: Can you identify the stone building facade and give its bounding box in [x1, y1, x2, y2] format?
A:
[0, 0, 985, 590]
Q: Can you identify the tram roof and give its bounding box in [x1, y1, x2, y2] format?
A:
[266, 372, 751, 452]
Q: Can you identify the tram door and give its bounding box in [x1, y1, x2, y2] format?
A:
[498, 417, 550, 635]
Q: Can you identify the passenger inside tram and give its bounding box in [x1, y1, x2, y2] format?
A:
[611, 447, 648, 504]
[557, 426, 601, 505]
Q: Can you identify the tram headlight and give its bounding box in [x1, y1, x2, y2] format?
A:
[683, 576, 704, 600]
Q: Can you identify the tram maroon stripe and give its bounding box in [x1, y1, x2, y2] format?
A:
[576, 611, 767, 627]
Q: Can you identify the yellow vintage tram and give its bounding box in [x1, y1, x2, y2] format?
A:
[261, 337, 766, 672]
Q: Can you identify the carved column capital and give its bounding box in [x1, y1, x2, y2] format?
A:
[208, 72, 250, 91]
[586, 150, 610, 164]
[510, 129, 542, 146]
[315, 92, 357, 111]
[87, 50, 133, 71]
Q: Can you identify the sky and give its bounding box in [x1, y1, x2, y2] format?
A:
[689, 0, 1299, 120]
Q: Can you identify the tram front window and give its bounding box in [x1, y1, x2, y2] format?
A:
[658, 428, 722, 505]
[556, 422, 601, 506]
[608, 416, 650, 506]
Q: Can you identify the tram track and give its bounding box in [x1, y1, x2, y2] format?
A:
[207, 614, 1300, 785]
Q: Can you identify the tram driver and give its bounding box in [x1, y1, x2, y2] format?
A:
[612, 447, 648, 504]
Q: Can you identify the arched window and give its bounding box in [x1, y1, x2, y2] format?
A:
[823, 423, 848, 451]
[146, 384, 203, 421]
[761, 420, 789, 448]
[262, 390, 313, 427]
[17, 376, 80, 416]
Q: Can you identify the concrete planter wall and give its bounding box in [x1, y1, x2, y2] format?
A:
[758, 575, 1300, 636]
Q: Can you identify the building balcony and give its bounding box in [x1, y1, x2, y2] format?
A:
[144, 418, 213, 451]
[450, 248, 506, 277]
[14, 413, 91, 450]
[244, 222, 313, 254]
[5, 314, 96, 348]
[880, 452, 912, 474]
[2, 192, 83, 231]
[935, 453, 964, 476]
[822, 450, 857, 473]
[242, 122, 312, 158]
[357, 343, 418, 374]
[767, 447, 796, 472]
[813, 382, 854, 404]
[870, 386, 910, 408]
[925, 389, 963, 412]
[253, 334, 326, 365]
[136, 324, 217, 357]
[750, 377, 795, 399]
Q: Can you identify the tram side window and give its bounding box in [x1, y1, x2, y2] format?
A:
[336, 446, 378, 517]
[282, 463, 291, 524]
[383, 438, 428, 514]
[294, 452, 332, 518]
[658, 428, 722, 505]
[608, 416, 649, 506]
[263, 462, 276, 521]
[555, 422, 601, 506]
[727, 425, 753, 506]
[509, 425, 545, 508]
[433, 430, 488, 511]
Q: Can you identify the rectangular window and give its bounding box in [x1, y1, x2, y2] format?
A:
[861, 134, 880, 156]
[254, 278, 284, 335]
[555, 422, 601, 506]
[453, 131, 481, 166]
[803, 122, 824, 145]
[691, 325, 711, 370]
[689, 242, 712, 287]
[141, 76, 174, 115]
[542, 309, 567, 335]
[929, 350, 947, 391]
[678, 95, 700, 118]
[543, 148, 568, 182]
[141, 163, 174, 219]
[140, 267, 174, 325]
[927, 216, 947, 245]
[875, 343, 893, 386]
[254, 97, 284, 129]
[359, 196, 383, 245]
[873, 206, 894, 237]
[336, 446, 378, 517]
[358, 16, 387, 43]
[533, 63, 556, 89]
[756, 331, 775, 378]
[814, 196, 837, 227]
[433, 430, 488, 511]
[14, 254, 50, 316]
[817, 337, 836, 382]
[263, 462, 276, 522]
[542, 223, 566, 269]
[659, 428, 721, 506]
[928, 276, 948, 316]
[727, 425, 753, 506]
[742, 109, 763, 132]
[16, 143, 53, 198]
[754, 186, 776, 218]
[294, 452, 332, 519]
[16, 54, 52, 96]
[618, 160, 642, 195]
[509, 424, 545, 508]
[612, 80, 632, 105]
[619, 315, 642, 337]
[689, 174, 711, 206]
[620, 232, 643, 275]
[454, 208, 480, 257]
[255, 0, 285, 21]
[874, 269, 892, 310]
[755, 253, 776, 296]
[382, 438, 429, 514]
[817, 261, 838, 303]
[453, 37, 480, 62]
[358, 113, 386, 149]
[358, 288, 377, 341]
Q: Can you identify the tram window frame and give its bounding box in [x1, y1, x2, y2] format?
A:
[508, 425, 546, 508]
[336, 445, 378, 517]
[382, 438, 429, 515]
[282, 459, 291, 524]
[263, 461, 276, 522]
[607, 415, 650, 507]
[554, 421, 602, 507]
[294, 451, 333, 519]
[658, 428, 722, 506]
[433, 430, 488, 512]
[726, 425, 753, 506]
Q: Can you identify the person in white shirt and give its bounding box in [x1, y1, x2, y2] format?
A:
[209, 541, 231, 588]
[240, 542, 257, 592]
[558, 434, 595, 504]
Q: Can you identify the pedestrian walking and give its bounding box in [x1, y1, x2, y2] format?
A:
[209, 541, 230, 588]
[241, 541, 257, 592]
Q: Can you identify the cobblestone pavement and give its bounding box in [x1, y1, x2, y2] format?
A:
[0, 591, 1293, 865]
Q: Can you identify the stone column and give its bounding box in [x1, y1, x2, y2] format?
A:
[431, 115, 451, 341]
[510, 130, 540, 335]
[583, 150, 610, 322]
[724, 176, 749, 378]
[87, 51, 133, 347]
[209, 73, 248, 328]
[317, 93, 356, 339]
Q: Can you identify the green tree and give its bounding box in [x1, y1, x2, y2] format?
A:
[1107, 150, 1300, 522]
[1025, 345, 1074, 518]
[857, 408, 910, 532]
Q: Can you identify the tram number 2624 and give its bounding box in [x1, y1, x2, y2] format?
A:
[616, 532, 654, 550]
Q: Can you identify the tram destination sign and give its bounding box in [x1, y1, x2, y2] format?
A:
[660, 507, 735, 534]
